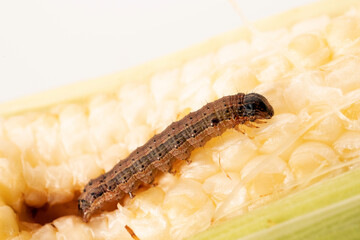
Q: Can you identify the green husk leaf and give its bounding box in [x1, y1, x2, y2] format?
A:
[188, 167, 360, 240]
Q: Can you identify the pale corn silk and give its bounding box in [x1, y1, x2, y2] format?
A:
[1, 9, 360, 240]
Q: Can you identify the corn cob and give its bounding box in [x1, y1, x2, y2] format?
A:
[1, 0, 360, 239]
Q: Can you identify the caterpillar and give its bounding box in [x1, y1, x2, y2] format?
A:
[78, 92, 274, 222]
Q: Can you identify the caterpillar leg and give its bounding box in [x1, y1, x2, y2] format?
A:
[128, 192, 134, 199]
[169, 168, 177, 175]
[254, 119, 267, 124]
[245, 121, 259, 128]
[234, 125, 245, 134]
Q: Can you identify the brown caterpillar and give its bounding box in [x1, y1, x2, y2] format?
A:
[78, 92, 274, 222]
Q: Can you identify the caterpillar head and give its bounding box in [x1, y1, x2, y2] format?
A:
[243, 93, 274, 121]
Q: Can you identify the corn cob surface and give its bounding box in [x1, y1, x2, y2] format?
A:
[1, 0, 360, 239]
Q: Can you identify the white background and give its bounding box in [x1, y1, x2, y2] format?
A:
[0, 0, 315, 103]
